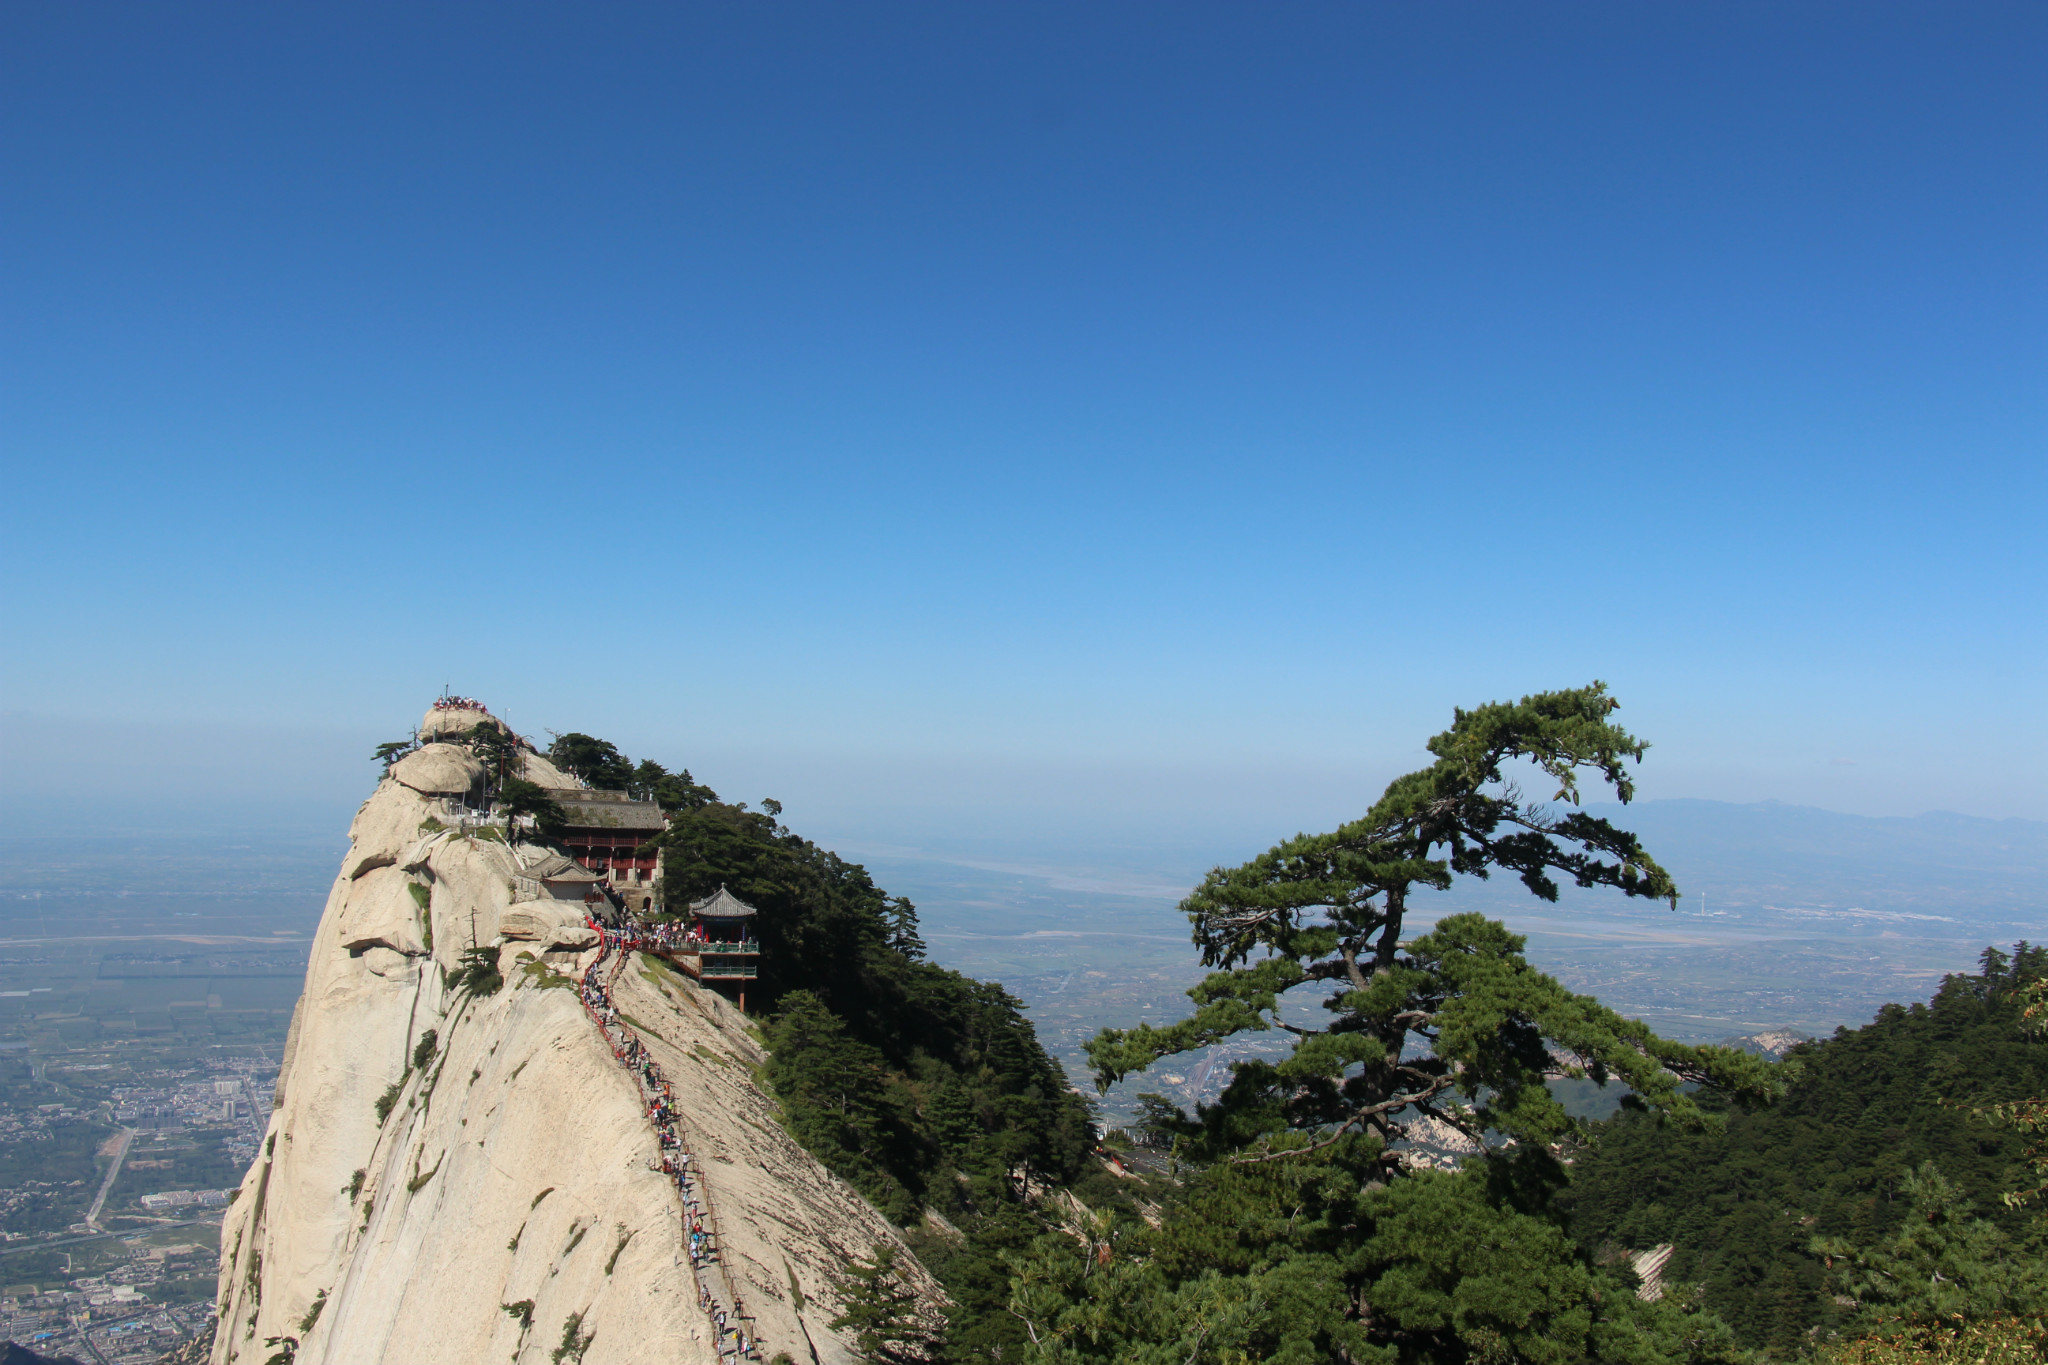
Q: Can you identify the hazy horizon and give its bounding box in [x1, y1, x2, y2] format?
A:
[7, 703, 2047, 876]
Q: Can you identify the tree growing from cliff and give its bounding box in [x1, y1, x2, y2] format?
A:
[831, 1243, 943, 1364]
[460, 721, 522, 794]
[451, 946, 503, 995]
[1086, 683, 1776, 1171]
[1015, 686, 1782, 1363]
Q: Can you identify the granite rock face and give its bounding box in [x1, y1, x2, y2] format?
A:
[388, 743, 484, 796]
[213, 730, 940, 1365]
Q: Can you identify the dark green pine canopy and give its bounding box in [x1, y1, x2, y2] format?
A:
[1087, 683, 1779, 1171]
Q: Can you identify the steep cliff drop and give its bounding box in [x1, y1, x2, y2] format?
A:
[213, 706, 941, 1365]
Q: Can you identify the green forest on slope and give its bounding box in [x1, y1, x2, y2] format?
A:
[992, 951, 2048, 1365]
[1559, 944, 2048, 1357]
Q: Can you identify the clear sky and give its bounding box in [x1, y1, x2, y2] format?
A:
[3, 3, 2043, 864]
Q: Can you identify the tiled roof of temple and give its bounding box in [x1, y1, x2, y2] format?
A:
[688, 886, 758, 920]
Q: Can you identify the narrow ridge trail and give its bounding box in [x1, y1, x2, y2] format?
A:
[578, 925, 765, 1362]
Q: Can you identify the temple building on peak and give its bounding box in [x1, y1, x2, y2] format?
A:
[547, 789, 667, 912]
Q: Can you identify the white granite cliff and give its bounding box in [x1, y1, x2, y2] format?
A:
[212, 709, 940, 1365]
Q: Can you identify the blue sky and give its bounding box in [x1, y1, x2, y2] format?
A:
[3, 3, 2043, 862]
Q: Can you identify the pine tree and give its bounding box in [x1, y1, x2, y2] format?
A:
[1979, 976, 2048, 1209]
[1816, 1163, 2048, 1329]
[546, 732, 634, 790]
[1085, 683, 1778, 1171]
[763, 993, 924, 1222]
[830, 1243, 941, 1363]
[462, 721, 522, 793]
[1015, 686, 1784, 1364]
[884, 896, 927, 962]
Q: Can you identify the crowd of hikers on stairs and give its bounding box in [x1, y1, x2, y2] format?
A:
[577, 920, 763, 1362]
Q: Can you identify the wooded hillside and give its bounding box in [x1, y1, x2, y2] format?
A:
[1560, 944, 2048, 1356]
